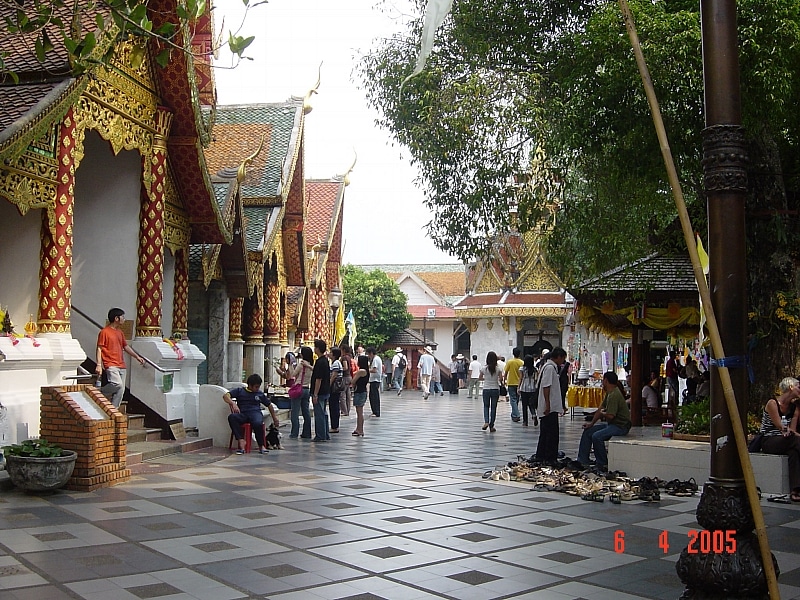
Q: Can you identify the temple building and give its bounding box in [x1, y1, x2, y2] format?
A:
[453, 222, 573, 362]
[0, 3, 348, 444]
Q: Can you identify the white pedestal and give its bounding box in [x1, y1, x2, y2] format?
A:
[130, 338, 206, 428]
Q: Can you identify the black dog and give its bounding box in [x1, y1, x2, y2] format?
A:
[265, 424, 283, 450]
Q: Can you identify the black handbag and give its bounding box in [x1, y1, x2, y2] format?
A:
[499, 384, 508, 397]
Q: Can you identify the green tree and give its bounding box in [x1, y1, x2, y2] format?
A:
[360, 0, 800, 404]
[1, 0, 262, 82]
[341, 265, 411, 350]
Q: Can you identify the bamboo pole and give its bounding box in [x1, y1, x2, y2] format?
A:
[617, 2, 780, 598]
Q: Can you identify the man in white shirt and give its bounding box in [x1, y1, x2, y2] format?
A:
[417, 346, 436, 399]
[391, 347, 406, 395]
[367, 346, 382, 417]
[468, 355, 482, 398]
[533, 347, 567, 466]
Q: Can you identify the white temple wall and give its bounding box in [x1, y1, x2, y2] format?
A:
[72, 130, 143, 355]
[468, 318, 519, 362]
[0, 199, 41, 326]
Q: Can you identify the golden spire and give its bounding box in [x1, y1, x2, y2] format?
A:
[303, 63, 323, 114]
[236, 135, 265, 184]
[342, 150, 357, 186]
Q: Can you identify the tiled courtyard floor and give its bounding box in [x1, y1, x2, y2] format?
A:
[2, 391, 799, 599]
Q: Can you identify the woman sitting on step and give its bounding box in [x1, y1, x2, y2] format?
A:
[759, 377, 800, 502]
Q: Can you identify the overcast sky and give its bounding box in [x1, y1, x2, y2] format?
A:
[213, 0, 461, 266]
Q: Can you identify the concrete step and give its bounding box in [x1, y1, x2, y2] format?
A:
[126, 437, 213, 465]
[127, 428, 164, 444]
[127, 414, 146, 430]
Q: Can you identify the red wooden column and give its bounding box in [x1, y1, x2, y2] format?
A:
[38, 108, 77, 334]
[264, 275, 280, 343]
[171, 247, 189, 338]
[135, 107, 173, 337]
[229, 297, 244, 342]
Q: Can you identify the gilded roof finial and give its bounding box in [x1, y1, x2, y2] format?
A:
[303, 62, 323, 114]
[343, 150, 357, 186]
[236, 135, 265, 184]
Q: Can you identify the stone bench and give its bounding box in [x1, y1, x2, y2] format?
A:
[608, 437, 790, 495]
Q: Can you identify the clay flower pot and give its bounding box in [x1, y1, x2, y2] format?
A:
[4, 451, 77, 492]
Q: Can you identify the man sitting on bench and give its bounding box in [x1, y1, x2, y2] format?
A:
[224, 374, 279, 455]
[577, 371, 632, 471]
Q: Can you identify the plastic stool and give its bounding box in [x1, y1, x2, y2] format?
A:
[229, 422, 266, 453]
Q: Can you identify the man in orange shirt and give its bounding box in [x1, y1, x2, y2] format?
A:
[95, 308, 145, 408]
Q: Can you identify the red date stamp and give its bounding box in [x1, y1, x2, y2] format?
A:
[614, 529, 737, 554]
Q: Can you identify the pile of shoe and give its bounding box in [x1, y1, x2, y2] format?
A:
[484, 456, 668, 503]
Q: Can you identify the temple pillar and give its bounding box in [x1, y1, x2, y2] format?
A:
[205, 283, 228, 386]
[135, 107, 172, 338]
[264, 274, 282, 384]
[243, 264, 265, 377]
[38, 108, 76, 336]
[171, 247, 189, 339]
[629, 326, 643, 426]
[227, 297, 245, 383]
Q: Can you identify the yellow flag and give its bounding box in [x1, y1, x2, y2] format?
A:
[334, 300, 346, 345]
[696, 233, 709, 275]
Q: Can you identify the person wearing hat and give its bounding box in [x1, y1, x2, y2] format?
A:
[418, 346, 436, 399]
[456, 353, 467, 389]
[391, 347, 407, 396]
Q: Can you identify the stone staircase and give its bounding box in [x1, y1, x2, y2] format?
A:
[122, 404, 214, 466]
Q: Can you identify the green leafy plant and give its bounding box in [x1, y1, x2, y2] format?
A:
[3, 438, 65, 458]
[676, 397, 711, 435]
[676, 397, 761, 435]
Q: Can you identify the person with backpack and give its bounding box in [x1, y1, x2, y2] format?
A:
[518, 354, 539, 427]
[391, 347, 407, 396]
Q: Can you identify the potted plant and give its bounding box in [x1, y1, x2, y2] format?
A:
[2, 438, 77, 492]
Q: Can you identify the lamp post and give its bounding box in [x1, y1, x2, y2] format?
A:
[675, 1, 777, 597]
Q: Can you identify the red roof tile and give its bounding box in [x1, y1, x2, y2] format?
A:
[408, 305, 457, 319]
[305, 180, 342, 248]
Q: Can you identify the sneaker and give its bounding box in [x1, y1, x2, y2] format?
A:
[258, 448, 268, 454]
[235, 449, 245, 455]
[397, 390, 402, 396]
[482, 423, 489, 430]
[490, 426, 496, 432]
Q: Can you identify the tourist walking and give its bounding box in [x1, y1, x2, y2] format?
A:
[431, 361, 443, 396]
[480, 351, 502, 432]
[367, 346, 382, 417]
[418, 346, 435, 399]
[534, 346, 567, 465]
[95, 307, 146, 408]
[468, 355, 481, 398]
[449, 355, 460, 395]
[310, 339, 331, 442]
[288, 346, 313, 439]
[340, 345, 354, 416]
[350, 355, 370, 436]
[328, 347, 343, 433]
[518, 354, 539, 427]
[391, 347, 407, 395]
[504, 347, 524, 422]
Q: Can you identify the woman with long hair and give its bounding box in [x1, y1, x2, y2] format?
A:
[287, 346, 313, 439]
[481, 351, 501, 432]
[340, 345, 354, 416]
[759, 377, 800, 502]
[350, 354, 370, 437]
[518, 354, 539, 427]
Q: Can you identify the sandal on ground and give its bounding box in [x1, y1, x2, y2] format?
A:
[482, 423, 489, 430]
[482, 470, 494, 480]
[235, 449, 245, 455]
[581, 490, 605, 502]
[351, 431, 364, 436]
[768, 494, 791, 504]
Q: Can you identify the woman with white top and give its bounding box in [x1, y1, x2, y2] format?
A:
[480, 351, 502, 432]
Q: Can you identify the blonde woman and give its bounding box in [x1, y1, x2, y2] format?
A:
[759, 377, 800, 502]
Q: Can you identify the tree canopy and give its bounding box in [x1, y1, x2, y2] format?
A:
[360, 0, 800, 399]
[341, 265, 412, 350]
[0, 0, 261, 82]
